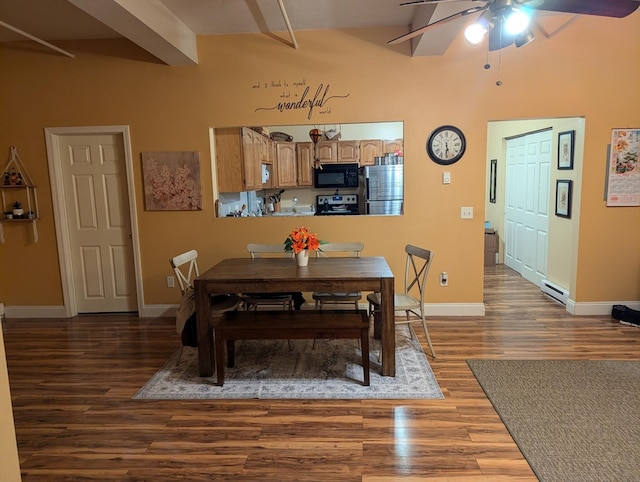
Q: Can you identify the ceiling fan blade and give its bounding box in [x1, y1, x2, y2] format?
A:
[388, 6, 486, 44]
[521, 0, 640, 18]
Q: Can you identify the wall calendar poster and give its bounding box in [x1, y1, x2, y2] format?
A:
[607, 128, 640, 206]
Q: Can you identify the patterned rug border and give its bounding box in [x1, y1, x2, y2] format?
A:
[134, 326, 443, 400]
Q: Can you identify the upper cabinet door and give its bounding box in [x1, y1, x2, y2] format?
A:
[360, 139, 383, 166]
[296, 142, 314, 186]
[215, 127, 245, 192]
[384, 139, 404, 156]
[274, 142, 297, 187]
[317, 141, 337, 163]
[242, 128, 262, 190]
[338, 140, 359, 163]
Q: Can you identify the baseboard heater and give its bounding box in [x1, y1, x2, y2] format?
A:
[540, 279, 569, 305]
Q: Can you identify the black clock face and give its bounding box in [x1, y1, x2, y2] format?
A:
[427, 125, 466, 165]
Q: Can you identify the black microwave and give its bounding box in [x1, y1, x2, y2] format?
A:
[313, 163, 359, 189]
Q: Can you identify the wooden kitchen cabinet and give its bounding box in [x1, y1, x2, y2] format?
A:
[262, 140, 275, 189]
[337, 140, 360, 163]
[384, 139, 404, 155]
[257, 131, 269, 163]
[360, 139, 384, 166]
[296, 142, 314, 186]
[243, 128, 265, 190]
[214, 127, 264, 192]
[317, 141, 338, 163]
[274, 142, 297, 187]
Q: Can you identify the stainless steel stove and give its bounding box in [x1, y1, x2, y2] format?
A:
[315, 194, 359, 215]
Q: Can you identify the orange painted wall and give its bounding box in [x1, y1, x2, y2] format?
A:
[0, 14, 638, 310]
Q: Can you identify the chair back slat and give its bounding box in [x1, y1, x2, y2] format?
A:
[169, 249, 199, 294]
[315, 242, 364, 258]
[404, 244, 434, 304]
[247, 243, 293, 259]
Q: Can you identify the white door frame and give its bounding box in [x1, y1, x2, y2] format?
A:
[44, 126, 145, 317]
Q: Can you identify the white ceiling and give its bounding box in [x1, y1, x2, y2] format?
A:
[0, 0, 583, 65]
[0, 0, 487, 63]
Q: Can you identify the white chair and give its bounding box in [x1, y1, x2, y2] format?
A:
[312, 242, 365, 311]
[170, 249, 241, 363]
[367, 244, 436, 358]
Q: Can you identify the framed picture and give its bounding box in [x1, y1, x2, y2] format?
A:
[555, 180, 572, 218]
[141, 151, 202, 211]
[558, 130, 575, 170]
[489, 159, 497, 203]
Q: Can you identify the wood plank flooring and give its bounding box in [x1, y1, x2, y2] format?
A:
[3, 265, 639, 481]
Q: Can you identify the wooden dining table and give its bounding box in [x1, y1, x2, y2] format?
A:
[194, 256, 396, 377]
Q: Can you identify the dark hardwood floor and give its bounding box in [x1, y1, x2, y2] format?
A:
[3, 265, 639, 481]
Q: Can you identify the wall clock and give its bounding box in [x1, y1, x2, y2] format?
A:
[426, 125, 466, 165]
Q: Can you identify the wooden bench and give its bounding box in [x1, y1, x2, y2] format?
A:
[214, 310, 370, 387]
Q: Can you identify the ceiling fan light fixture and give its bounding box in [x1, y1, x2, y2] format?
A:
[515, 29, 535, 48]
[464, 23, 487, 45]
[464, 10, 493, 46]
[504, 8, 530, 36]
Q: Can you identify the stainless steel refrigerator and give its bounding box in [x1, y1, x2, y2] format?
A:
[365, 165, 403, 215]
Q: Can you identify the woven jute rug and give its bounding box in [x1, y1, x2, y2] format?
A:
[134, 325, 443, 400]
[467, 359, 640, 482]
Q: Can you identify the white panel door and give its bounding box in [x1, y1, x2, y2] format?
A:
[504, 130, 551, 287]
[59, 134, 137, 313]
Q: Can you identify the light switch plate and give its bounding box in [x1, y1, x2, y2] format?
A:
[461, 207, 473, 219]
[442, 172, 451, 184]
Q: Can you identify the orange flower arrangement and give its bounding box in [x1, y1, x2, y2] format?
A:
[284, 226, 323, 254]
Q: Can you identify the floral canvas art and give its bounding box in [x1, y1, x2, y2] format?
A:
[142, 151, 202, 211]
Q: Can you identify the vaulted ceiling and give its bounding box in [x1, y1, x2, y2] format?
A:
[0, 0, 620, 65]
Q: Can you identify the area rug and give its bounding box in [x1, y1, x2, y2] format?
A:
[467, 360, 640, 482]
[134, 326, 443, 400]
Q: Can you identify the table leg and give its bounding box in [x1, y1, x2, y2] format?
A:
[380, 277, 395, 376]
[195, 280, 214, 377]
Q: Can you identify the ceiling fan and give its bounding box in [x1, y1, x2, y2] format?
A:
[389, 0, 640, 51]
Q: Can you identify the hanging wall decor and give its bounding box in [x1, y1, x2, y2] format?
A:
[606, 128, 639, 207]
[1, 146, 40, 243]
[489, 159, 497, 203]
[141, 151, 202, 211]
[557, 130, 575, 170]
[555, 180, 572, 218]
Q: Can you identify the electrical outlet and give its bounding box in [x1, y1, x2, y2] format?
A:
[461, 207, 473, 219]
[167, 276, 175, 288]
[440, 272, 448, 287]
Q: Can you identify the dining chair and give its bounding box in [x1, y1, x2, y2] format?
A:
[367, 244, 436, 358]
[242, 243, 297, 311]
[310, 242, 365, 350]
[242, 243, 299, 350]
[170, 249, 241, 363]
[312, 242, 365, 310]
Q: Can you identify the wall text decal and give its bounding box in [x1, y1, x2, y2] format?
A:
[254, 80, 350, 120]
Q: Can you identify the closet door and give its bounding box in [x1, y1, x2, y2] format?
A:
[504, 130, 551, 287]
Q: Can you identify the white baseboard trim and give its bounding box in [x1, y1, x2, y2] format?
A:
[570, 301, 640, 316]
[4, 306, 69, 318]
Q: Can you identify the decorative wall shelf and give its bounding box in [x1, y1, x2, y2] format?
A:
[1, 146, 39, 242]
